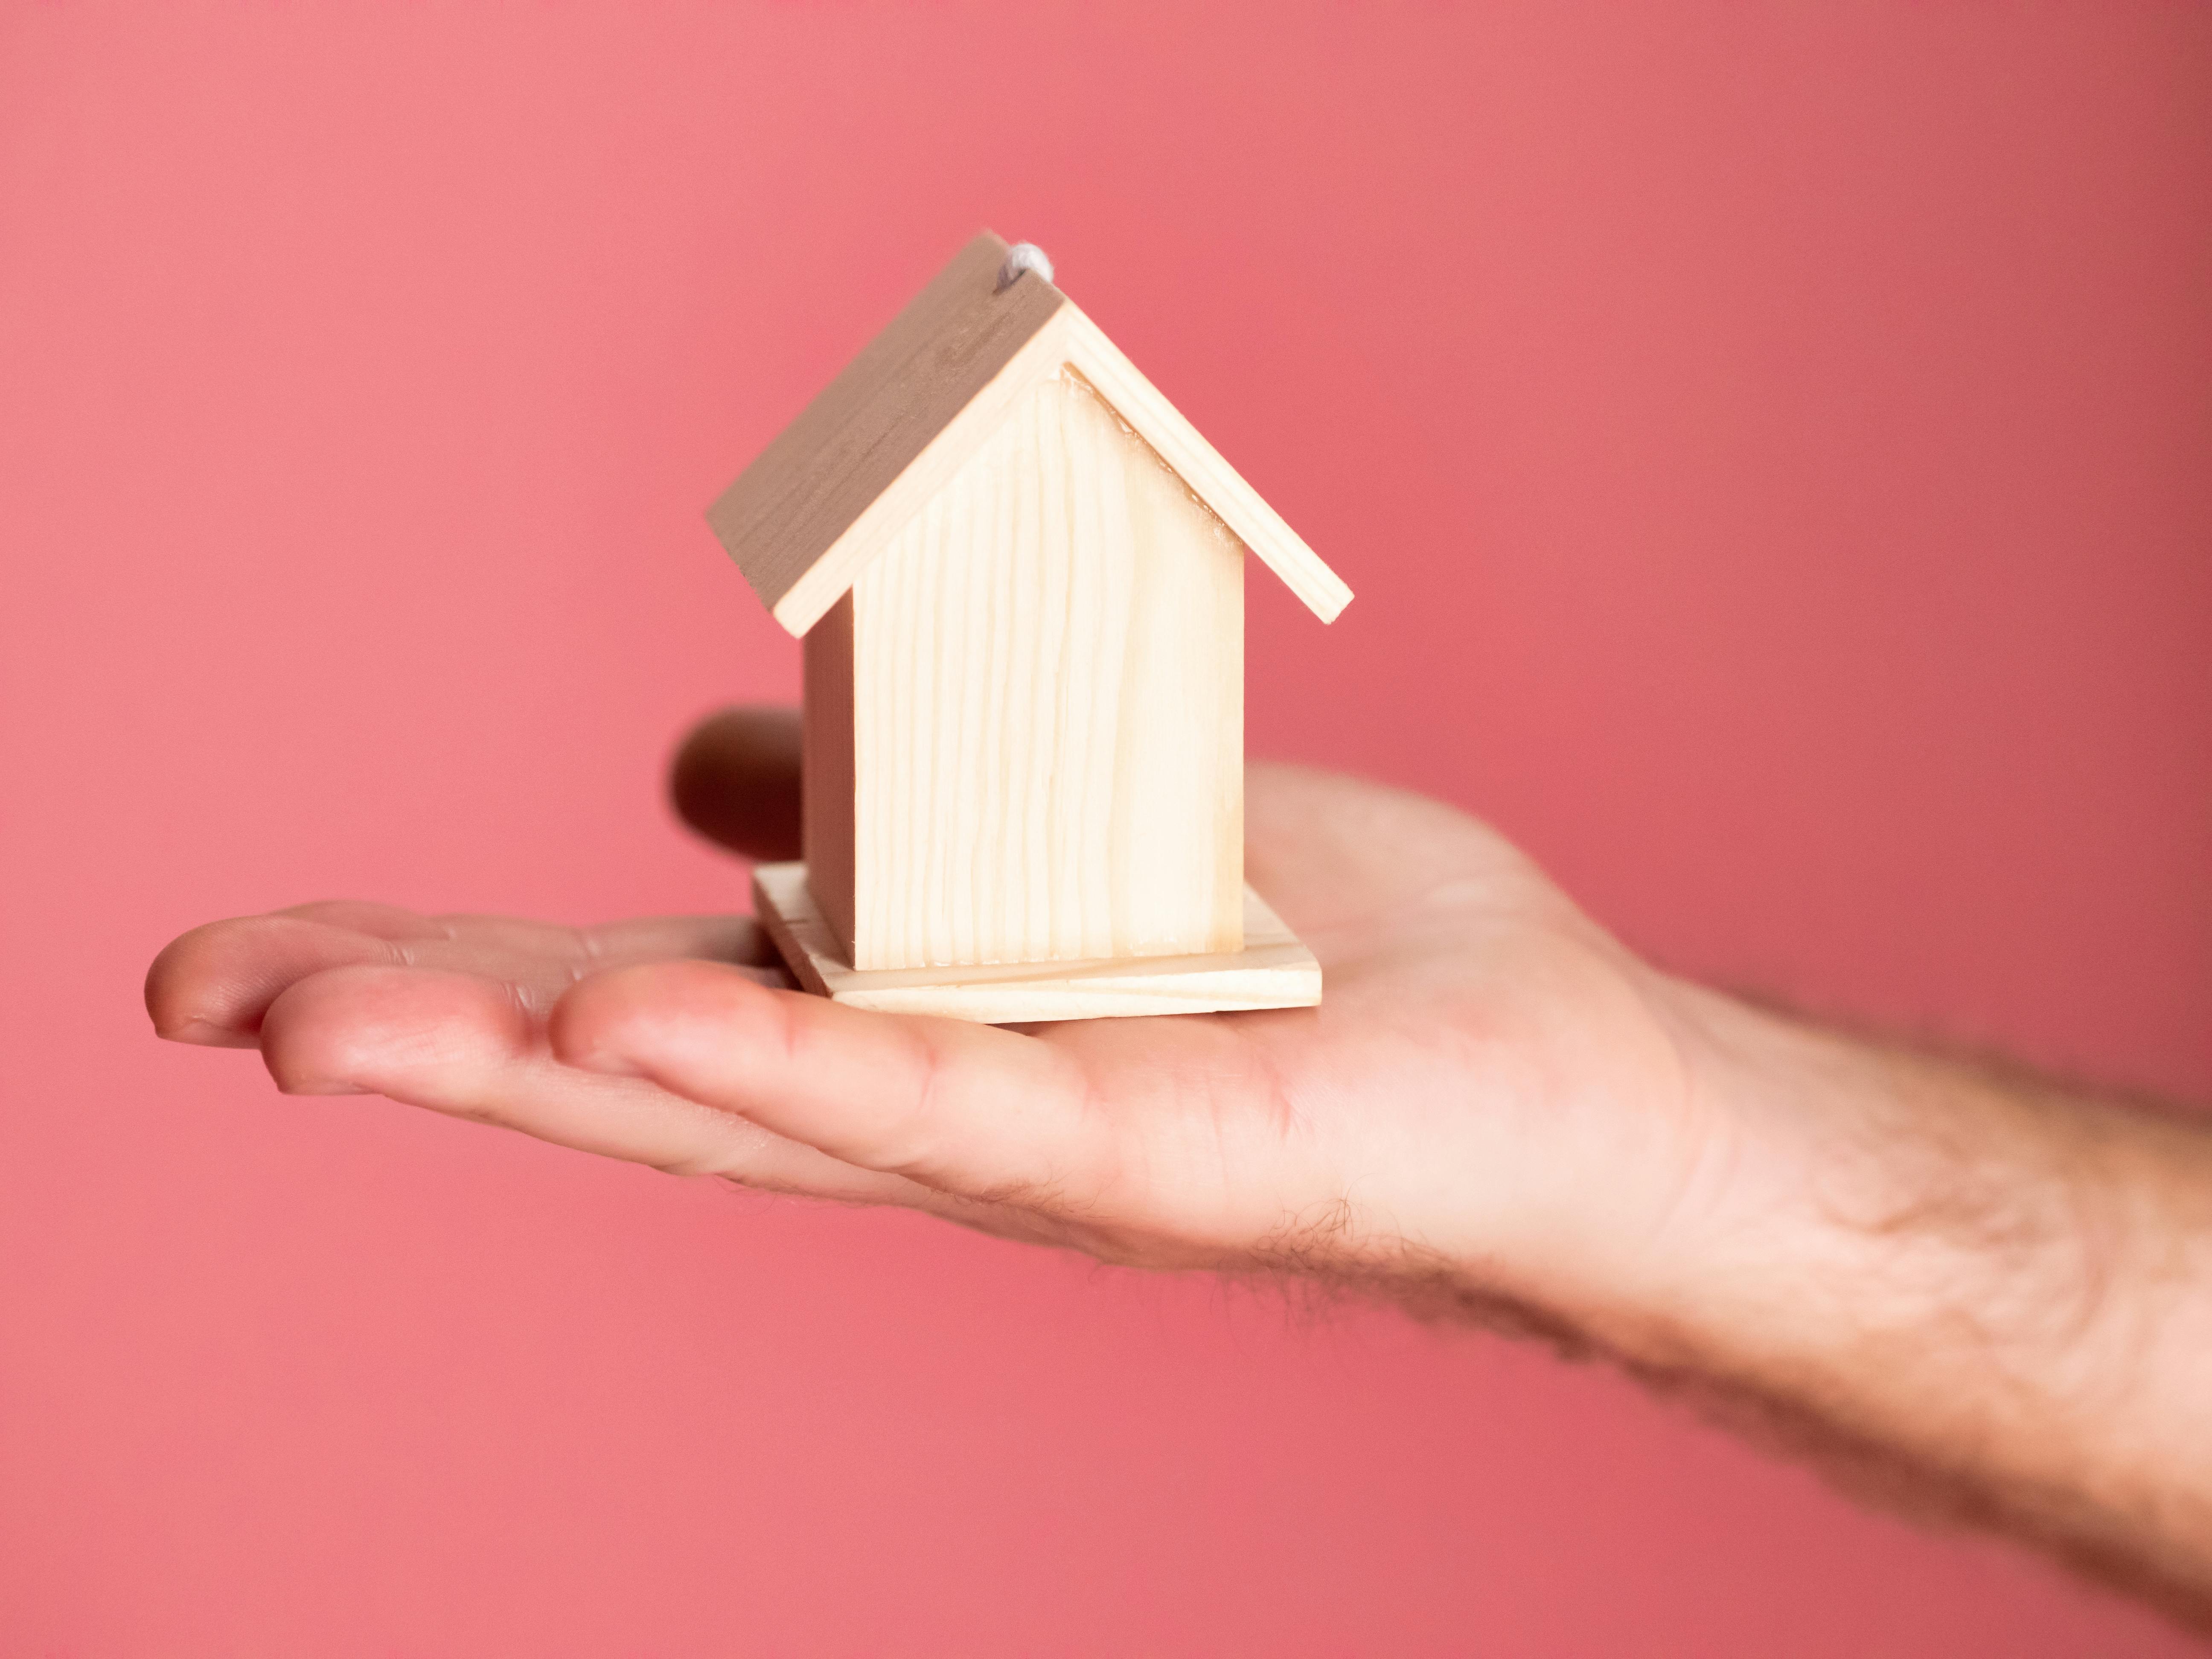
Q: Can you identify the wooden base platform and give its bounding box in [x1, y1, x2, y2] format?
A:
[750, 862, 1321, 1025]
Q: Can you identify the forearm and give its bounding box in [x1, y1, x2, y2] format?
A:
[1578, 984, 2212, 1618]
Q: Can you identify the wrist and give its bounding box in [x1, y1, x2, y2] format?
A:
[1493, 973, 1878, 1365]
[1586, 981, 2087, 1371]
[1575, 982, 2212, 1541]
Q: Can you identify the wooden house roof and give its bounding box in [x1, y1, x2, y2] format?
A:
[707, 231, 1353, 637]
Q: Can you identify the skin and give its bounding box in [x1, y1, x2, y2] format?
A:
[147, 706, 2212, 1630]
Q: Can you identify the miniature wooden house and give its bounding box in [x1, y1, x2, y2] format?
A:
[708, 233, 1350, 1021]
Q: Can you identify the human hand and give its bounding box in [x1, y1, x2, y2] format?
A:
[146, 707, 1728, 1336]
[144, 707, 2212, 1620]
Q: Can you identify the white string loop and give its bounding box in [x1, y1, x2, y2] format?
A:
[995, 242, 1054, 292]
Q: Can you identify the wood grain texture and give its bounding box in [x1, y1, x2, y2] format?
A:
[800, 591, 857, 954]
[754, 862, 1320, 1024]
[706, 230, 1068, 634]
[845, 368, 1245, 972]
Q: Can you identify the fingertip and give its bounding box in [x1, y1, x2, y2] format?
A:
[146, 922, 217, 1033]
[259, 963, 531, 1101]
[550, 958, 778, 1078]
[146, 913, 400, 1047]
[144, 920, 267, 1044]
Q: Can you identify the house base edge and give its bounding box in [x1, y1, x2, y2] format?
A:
[749, 862, 1321, 1025]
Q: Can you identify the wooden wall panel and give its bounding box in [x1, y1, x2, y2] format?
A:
[848, 370, 1243, 971]
[800, 592, 858, 958]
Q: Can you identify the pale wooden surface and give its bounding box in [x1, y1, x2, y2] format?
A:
[706, 229, 1352, 637]
[752, 862, 1321, 1024]
[800, 591, 857, 952]
[707, 231, 1068, 634]
[840, 368, 1244, 972]
[1053, 332, 1350, 624]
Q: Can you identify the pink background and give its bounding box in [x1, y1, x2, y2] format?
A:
[3, 3, 2208, 1652]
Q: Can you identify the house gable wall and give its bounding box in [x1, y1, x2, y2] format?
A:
[831, 369, 1244, 972]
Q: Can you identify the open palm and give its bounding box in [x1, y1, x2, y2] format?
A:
[148, 708, 1715, 1316]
